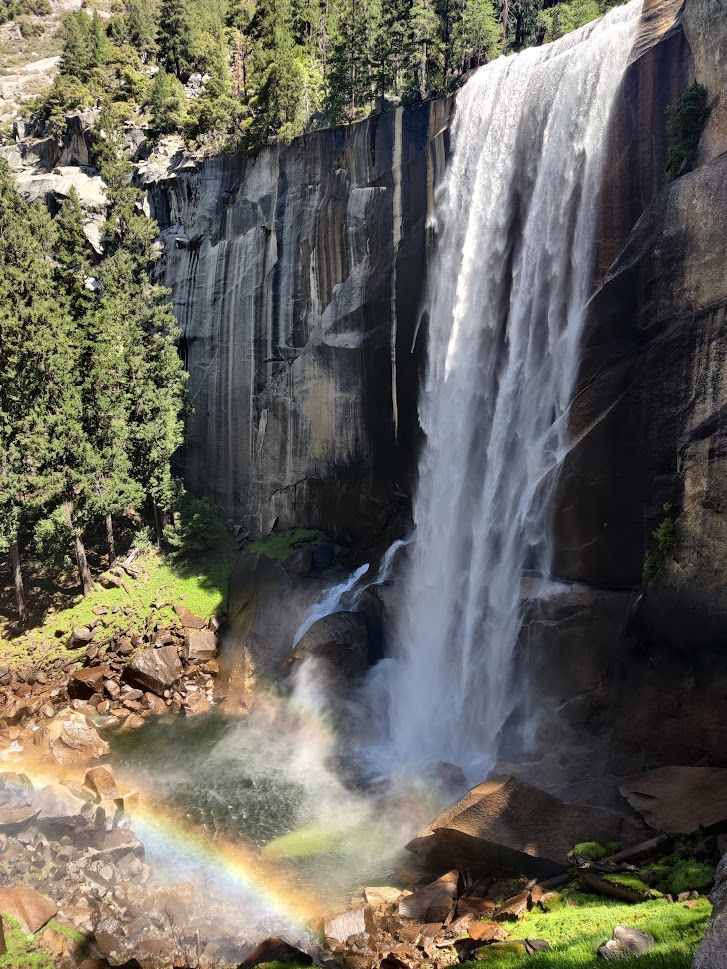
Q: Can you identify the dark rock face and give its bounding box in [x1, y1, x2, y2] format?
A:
[694, 852, 727, 969]
[149, 99, 451, 543]
[284, 611, 369, 683]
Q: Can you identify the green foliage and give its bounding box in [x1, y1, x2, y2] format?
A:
[602, 873, 663, 900]
[148, 67, 188, 137]
[0, 0, 50, 25]
[0, 917, 54, 969]
[460, 893, 711, 969]
[666, 82, 710, 176]
[165, 496, 230, 557]
[16, 15, 45, 37]
[666, 860, 716, 897]
[249, 527, 328, 564]
[643, 502, 677, 581]
[568, 842, 608, 861]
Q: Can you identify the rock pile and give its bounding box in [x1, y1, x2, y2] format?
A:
[0, 601, 221, 765]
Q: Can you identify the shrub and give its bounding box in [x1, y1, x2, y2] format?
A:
[643, 502, 677, 581]
[164, 496, 230, 557]
[17, 15, 45, 37]
[666, 82, 711, 176]
[147, 67, 187, 138]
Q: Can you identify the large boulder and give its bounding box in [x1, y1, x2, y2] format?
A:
[619, 767, 727, 834]
[0, 772, 38, 830]
[0, 886, 57, 934]
[284, 612, 369, 683]
[34, 783, 104, 833]
[124, 645, 182, 695]
[185, 628, 217, 661]
[693, 852, 727, 969]
[406, 776, 644, 879]
[33, 710, 109, 766]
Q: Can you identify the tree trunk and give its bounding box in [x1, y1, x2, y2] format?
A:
[0, 914, 6, 956]
[9, 541, 27, 626]
[106, 512, 116, 565]
[500, 0, 509, 47]
[64, 503, 93, 594]
[153, 501, 164, 549]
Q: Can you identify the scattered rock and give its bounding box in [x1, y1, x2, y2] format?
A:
[468, 922, 510, 942]
[34, 783, 103, 832]
[83, 766, 121, 801]
[174, 604, 207, 629]
[66, 626, 96, 649]
[365, 886, 403, 907]
[33, 711, 109, 766]
[124, 646, 182, 695]
[619, 767, 727, 834]
[399, 871, 459, 922]
[324, 907, 376, 943]
[494, 891, 531, 921]
[407, 775, 643, 877]
[68, 666, 110, 700]
[0, 885, 57, 933]
[183, 692, 212, 716]
[185, 628, 218, 661]
[598, 926, 655, 960]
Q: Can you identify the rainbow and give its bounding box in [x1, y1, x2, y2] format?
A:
[5, 754, 325, 932]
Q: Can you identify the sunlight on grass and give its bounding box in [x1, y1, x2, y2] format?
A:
[249, 529, 328, 565]
[460, 894, 711, 968]
[0, 539, 238, 672]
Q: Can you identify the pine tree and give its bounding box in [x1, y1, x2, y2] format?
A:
[406, 0, 442, 100]
[158, 0, 193, 79]
[325, 0, 379, 122]
[126, 0, 158, 58]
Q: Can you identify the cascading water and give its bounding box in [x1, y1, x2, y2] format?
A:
[384, 1, 642, 776]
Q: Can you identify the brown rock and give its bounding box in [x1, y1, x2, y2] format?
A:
[0, 885, 57, 933]
[33, 711, 109, 766]
[124, 646, 182, 696]
[84, 767, 121, 801]
[407, 775, 643, 877]
[457, 898, 497, 917]
[398, 871, 458, 922]
[285, 612, 369, 683]
[68, 666, 110, 700]
[121, 714, 146, 731]
[67, 627, 96, 649]
[494, 891, 530, 922]
[183, 692, 212, 716]
[185, 628, 218, 661]
[364, 886, 402, 907]
[468, 922, 510, 942]
[144, 693, 168, 715]
[619, 767, 727, 834]
[174, 604, 207, 629]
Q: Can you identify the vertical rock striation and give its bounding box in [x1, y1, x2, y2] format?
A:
[147, 100, 451, 541]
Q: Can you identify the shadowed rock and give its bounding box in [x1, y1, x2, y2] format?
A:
[406, 776, 644, 878]
[239, 937, 313, 968]
[124, 646, 182, 695]
[0, 885, 57, 934]
[619, 767, 727, 834]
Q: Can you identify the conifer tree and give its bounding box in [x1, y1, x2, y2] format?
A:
[158, 0, 193, 79]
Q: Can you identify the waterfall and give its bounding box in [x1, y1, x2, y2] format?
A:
[386, 2, 642, 775]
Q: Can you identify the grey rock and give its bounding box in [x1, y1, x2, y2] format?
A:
[323, 906, 375, 943]
[284, 612, 369, 683]
[124, 645, 182, 695]
[184, 628, 217, 661]
[598, 926, 655, 960]
[694, 853, 727, 968]
[67, 626, 96, 649]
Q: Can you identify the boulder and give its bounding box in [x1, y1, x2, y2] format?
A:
[323, 907, 376, 943]
[285, 612, 369, 683]
[619, 767, 727, 834]
[185, 628, 217, 661]
[239, 937, 313, 968]
[68, 666, 111, 700]
[174, 604, 207, 629]
[124, 646, 182, 695]
[694, 852, 727, 969]
[183, 692, 212, 716]
[468, 922, 510, 942]
[598, 926, 655, 960]
[398, 871, 459, 922]
[66, 626, 96, 649]
[0, 773, 38, 829]
[0, 885, 57, 934]
[34, 783, 104, 833]
[33, 711, 109, 766]
[406, 775, 644, 879]
[83, 766, 121, 801]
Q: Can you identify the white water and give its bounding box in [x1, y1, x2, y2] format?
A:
[383, 2, 642, 775]
[292, 538, 413, 646]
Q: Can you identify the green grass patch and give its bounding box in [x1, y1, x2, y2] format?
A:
[0, 917, 54, 969]
[568, 843, 609, 861]
[249, 528, 328, 566]
[602, 873, 663, 900]
[460, 893, 711, 969]
[0, 541, 237, 672]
